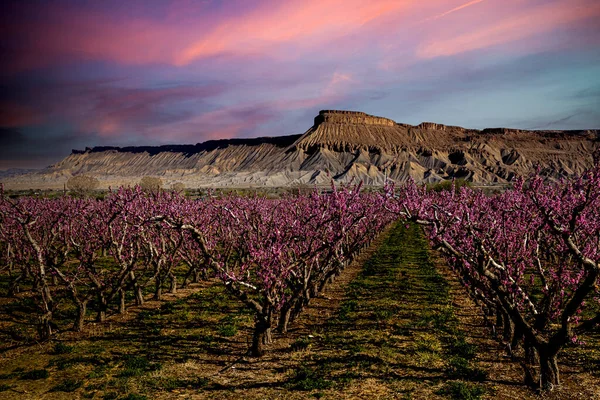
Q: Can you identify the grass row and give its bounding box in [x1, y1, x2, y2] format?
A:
[283, 223, 489, 399]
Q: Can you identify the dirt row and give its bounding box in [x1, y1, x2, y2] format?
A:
[0, 223, 598, 399]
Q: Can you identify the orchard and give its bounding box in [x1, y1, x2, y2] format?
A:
[0, 167, 599, 395]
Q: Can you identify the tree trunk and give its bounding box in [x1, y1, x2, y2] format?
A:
[510, 322, 524, 354]
[185, 267, 202, 287]
[494, 311, 502, 339]
[37, 311, 53, 341]
[135, 286, 144, 306]
[250, 318, 271, 357]
[290, 293, 309, 324]
[264, 327, 273, 344]
[538, 349, 560, 390]
[154, 278, 162, 301]
[169, 274, 177, 294]
[118, 289, 126, 314]
[8, 274, 23, 296]
[522, 342, 538, 388]
[502, 311, 514, 343]
[41, 283, 54, 307]
[74, 300, 87, 332]
[32, 278, 40, 292]
[36, 282, 54, 340]
[96, 294, 107, 322]
[277, 304, 293, 334]
[129, 271, 144, 306]
[181, 269, 189, 288]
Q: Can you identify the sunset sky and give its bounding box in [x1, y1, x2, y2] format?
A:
[1, 0, 599, 169]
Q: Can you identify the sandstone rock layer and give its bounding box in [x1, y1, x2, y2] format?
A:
[4, 110, 599, 189]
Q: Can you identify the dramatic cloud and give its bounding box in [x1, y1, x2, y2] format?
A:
[417, 0, 600, 59]
[0, 0, 599, 168]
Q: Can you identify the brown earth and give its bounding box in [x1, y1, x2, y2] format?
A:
[0, 223, 598, 399]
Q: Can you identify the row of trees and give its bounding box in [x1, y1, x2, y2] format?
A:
[0, 184, 393, 356]
[66, 175, 183, 195]
[387, 166, 600, 390]
[2, 166, 599, 389]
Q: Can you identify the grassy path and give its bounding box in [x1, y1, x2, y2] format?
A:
[287, 222, 489, 399]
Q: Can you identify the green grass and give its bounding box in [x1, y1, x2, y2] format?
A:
[436, 381, 486, 400]
[291, 336, 313, 351]
[144, 376, 210, 391]
[446, 356, 488, 381]
[121, 394, 148, 400]
[51, 342, 75, 355]
[287, 364, 333, 391]
[117, 356, 161, 377]
[216, 315, 238, 337]
[0, 384, 13, 392]
[49, 378, 83, 392]
[287, 222, 490, 397]
[47, 354, 105, 370]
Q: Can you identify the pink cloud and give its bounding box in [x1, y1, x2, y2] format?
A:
[425, 0, 486, 22]
[2, 0, 435, 72]
[417, 0, 600, 59]
[3, 0, 599, 76]
[173, 0, 407, 65]
[1, 7, 201, 73]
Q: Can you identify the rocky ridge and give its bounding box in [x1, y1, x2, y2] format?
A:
[3, 110, 599, 189]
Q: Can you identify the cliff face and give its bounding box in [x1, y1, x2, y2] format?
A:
[3, 110, 599, 189]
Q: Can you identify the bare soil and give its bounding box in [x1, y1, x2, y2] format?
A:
[0, 223, 598, 399]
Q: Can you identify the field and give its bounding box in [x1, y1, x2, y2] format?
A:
[0, 223, 598, 399]
[1, 169, 600, 399]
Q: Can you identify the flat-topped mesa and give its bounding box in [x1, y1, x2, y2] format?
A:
[315, 110, 396, 127]
[418, 122, 446, 131]
[481, 127, 520, 135]
[291, 110, 409, 154]
[417, 122, 467, 133]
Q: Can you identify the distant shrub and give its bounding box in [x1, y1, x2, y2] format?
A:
[427, 179, 472, 193]
[139, 176, 163, 193]
[171, 182, 185, 193]
[67, 175, 100, 196]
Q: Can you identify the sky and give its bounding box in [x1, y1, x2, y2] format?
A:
[1, 0, 599, 169]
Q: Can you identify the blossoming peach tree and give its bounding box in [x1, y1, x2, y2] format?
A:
[387, 166, 600, 390]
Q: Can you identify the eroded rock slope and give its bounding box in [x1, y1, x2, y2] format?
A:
[4, 110, 599, 189]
